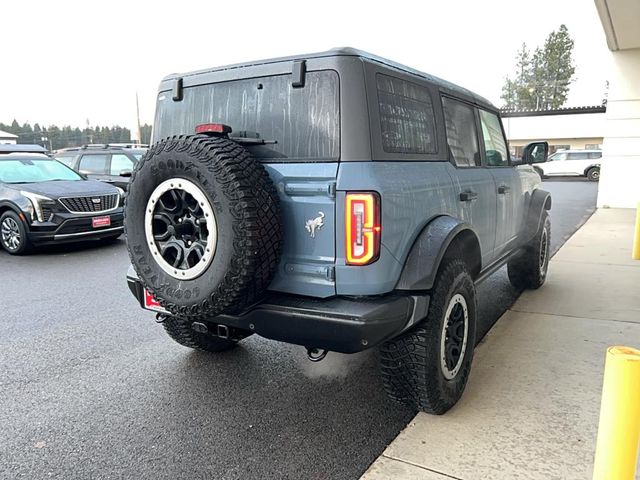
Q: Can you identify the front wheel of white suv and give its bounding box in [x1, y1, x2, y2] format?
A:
[586, 167, 600, 182]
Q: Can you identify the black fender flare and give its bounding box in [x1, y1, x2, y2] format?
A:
[522, 189, 552, 244]
[395, 216, 481, 291]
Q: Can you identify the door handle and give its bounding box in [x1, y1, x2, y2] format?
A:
[459, 190, 478, 202]
[498, 185, 511, 194]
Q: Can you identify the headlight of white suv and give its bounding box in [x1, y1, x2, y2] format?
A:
[20, 191, 53, 222]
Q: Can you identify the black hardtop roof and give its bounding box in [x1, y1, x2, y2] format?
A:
[162, 47, 496, 111]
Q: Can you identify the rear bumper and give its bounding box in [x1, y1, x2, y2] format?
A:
[127, 266, 429, 353]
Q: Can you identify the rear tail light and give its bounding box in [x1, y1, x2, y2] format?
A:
[345, 192, 381, 265]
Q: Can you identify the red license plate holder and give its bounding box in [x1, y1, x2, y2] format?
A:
[92, 216, 111, 228]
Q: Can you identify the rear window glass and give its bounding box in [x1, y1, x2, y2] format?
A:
[79, 154, 109, 174]
[376, 74, 437, 154]
[153, 71, 339, 162]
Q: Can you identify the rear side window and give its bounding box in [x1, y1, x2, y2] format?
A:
[442, 97, 479, 167]
[154, 71, 339, 162]
[376, 74, 437, 154]
[568, 152, 590, 160]
[588, 151, 602, 159]
[110, 154, 133, 175]
[78, 154, 109, 174]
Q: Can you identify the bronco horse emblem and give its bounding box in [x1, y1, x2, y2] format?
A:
[305, 212, 325, 238]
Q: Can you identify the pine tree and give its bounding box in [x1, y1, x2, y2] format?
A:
[500, 25, 575, 110]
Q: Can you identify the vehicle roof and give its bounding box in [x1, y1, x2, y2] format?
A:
[162, 47, 495, 110]
[0, 153, 52, 160]
[0, 144, 47, 154]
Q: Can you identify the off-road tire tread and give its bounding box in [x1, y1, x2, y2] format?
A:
[507, 211, 550, 290]
[163, 316, 237, 352]
[379, 260, 476, 414]
[125, 135, 282, 318]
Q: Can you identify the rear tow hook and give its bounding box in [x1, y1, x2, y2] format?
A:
[306, 347, 328, 362]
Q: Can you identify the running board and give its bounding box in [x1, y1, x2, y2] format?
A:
[475, 248, 525, 285]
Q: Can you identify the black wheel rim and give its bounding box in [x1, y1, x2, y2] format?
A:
[440, 293, 469, 380]
[145, 178, 217, 280]
[539, 227, 548, 276]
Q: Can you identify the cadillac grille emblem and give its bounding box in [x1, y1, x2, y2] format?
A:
[91, 198, 101, 204]
[305, 212, 325, 238]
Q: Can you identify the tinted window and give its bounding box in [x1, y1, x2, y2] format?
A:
[567, 152, 589, 160]
[79, 154, 109, 174]
[588, 151, 602, 159]
[376, 74, 437, 154]
[54, 155, 75, 168]
[110, 154, 133, 175]
[479, 110, 508, 166]
[0, 158, 82, 183]
[154, 71, 339, 162]
[442, 97, 479, 167]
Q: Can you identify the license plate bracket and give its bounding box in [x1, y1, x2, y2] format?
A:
[143, 289, 168, 314]
[92, 216, 111, 228]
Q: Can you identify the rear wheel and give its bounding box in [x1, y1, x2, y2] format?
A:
[379, 259, 477, 414]
[508, 211, 550, 290]
[0, 211, 32, 255]
[586, 167, 600, 182]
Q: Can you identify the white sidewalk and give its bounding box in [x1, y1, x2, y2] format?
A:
[362, 209, 640, 480]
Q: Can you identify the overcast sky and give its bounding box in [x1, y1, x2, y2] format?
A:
[1, 0, 610, 130]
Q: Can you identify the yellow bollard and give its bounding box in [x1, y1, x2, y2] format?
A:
[633, 202, 640, 260]
[592, 346, 640, 480]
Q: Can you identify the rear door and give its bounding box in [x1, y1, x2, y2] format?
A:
[442, 96, 498, 267]
[566, 151, 592, 175]
[153, 67, 341, 297]
[478, 108, 524, 255]
[77, 153, 110, 183]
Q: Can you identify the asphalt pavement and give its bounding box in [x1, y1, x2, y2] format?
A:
[0, 179, 598, 480]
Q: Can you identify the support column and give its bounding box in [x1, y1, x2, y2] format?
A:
[597, 48, 640, 208]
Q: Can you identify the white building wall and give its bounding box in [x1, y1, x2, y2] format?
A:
[503, 112, 607, 141]
[597, 48, 640, 208]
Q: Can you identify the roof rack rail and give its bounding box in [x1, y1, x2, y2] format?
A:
[56, 143, 149, 152]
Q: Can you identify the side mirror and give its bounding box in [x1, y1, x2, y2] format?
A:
[522, 141, 549, 164]
[119, 169, 133, 177]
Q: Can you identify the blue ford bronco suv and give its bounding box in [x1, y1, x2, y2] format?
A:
[125, 48, 551, 414]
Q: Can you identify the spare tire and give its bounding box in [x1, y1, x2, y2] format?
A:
[125, 134, 282, 318]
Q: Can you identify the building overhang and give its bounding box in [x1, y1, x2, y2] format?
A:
[595, 0, 640, 51]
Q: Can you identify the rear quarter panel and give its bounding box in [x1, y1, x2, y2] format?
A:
[335, 161, 459, 295]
